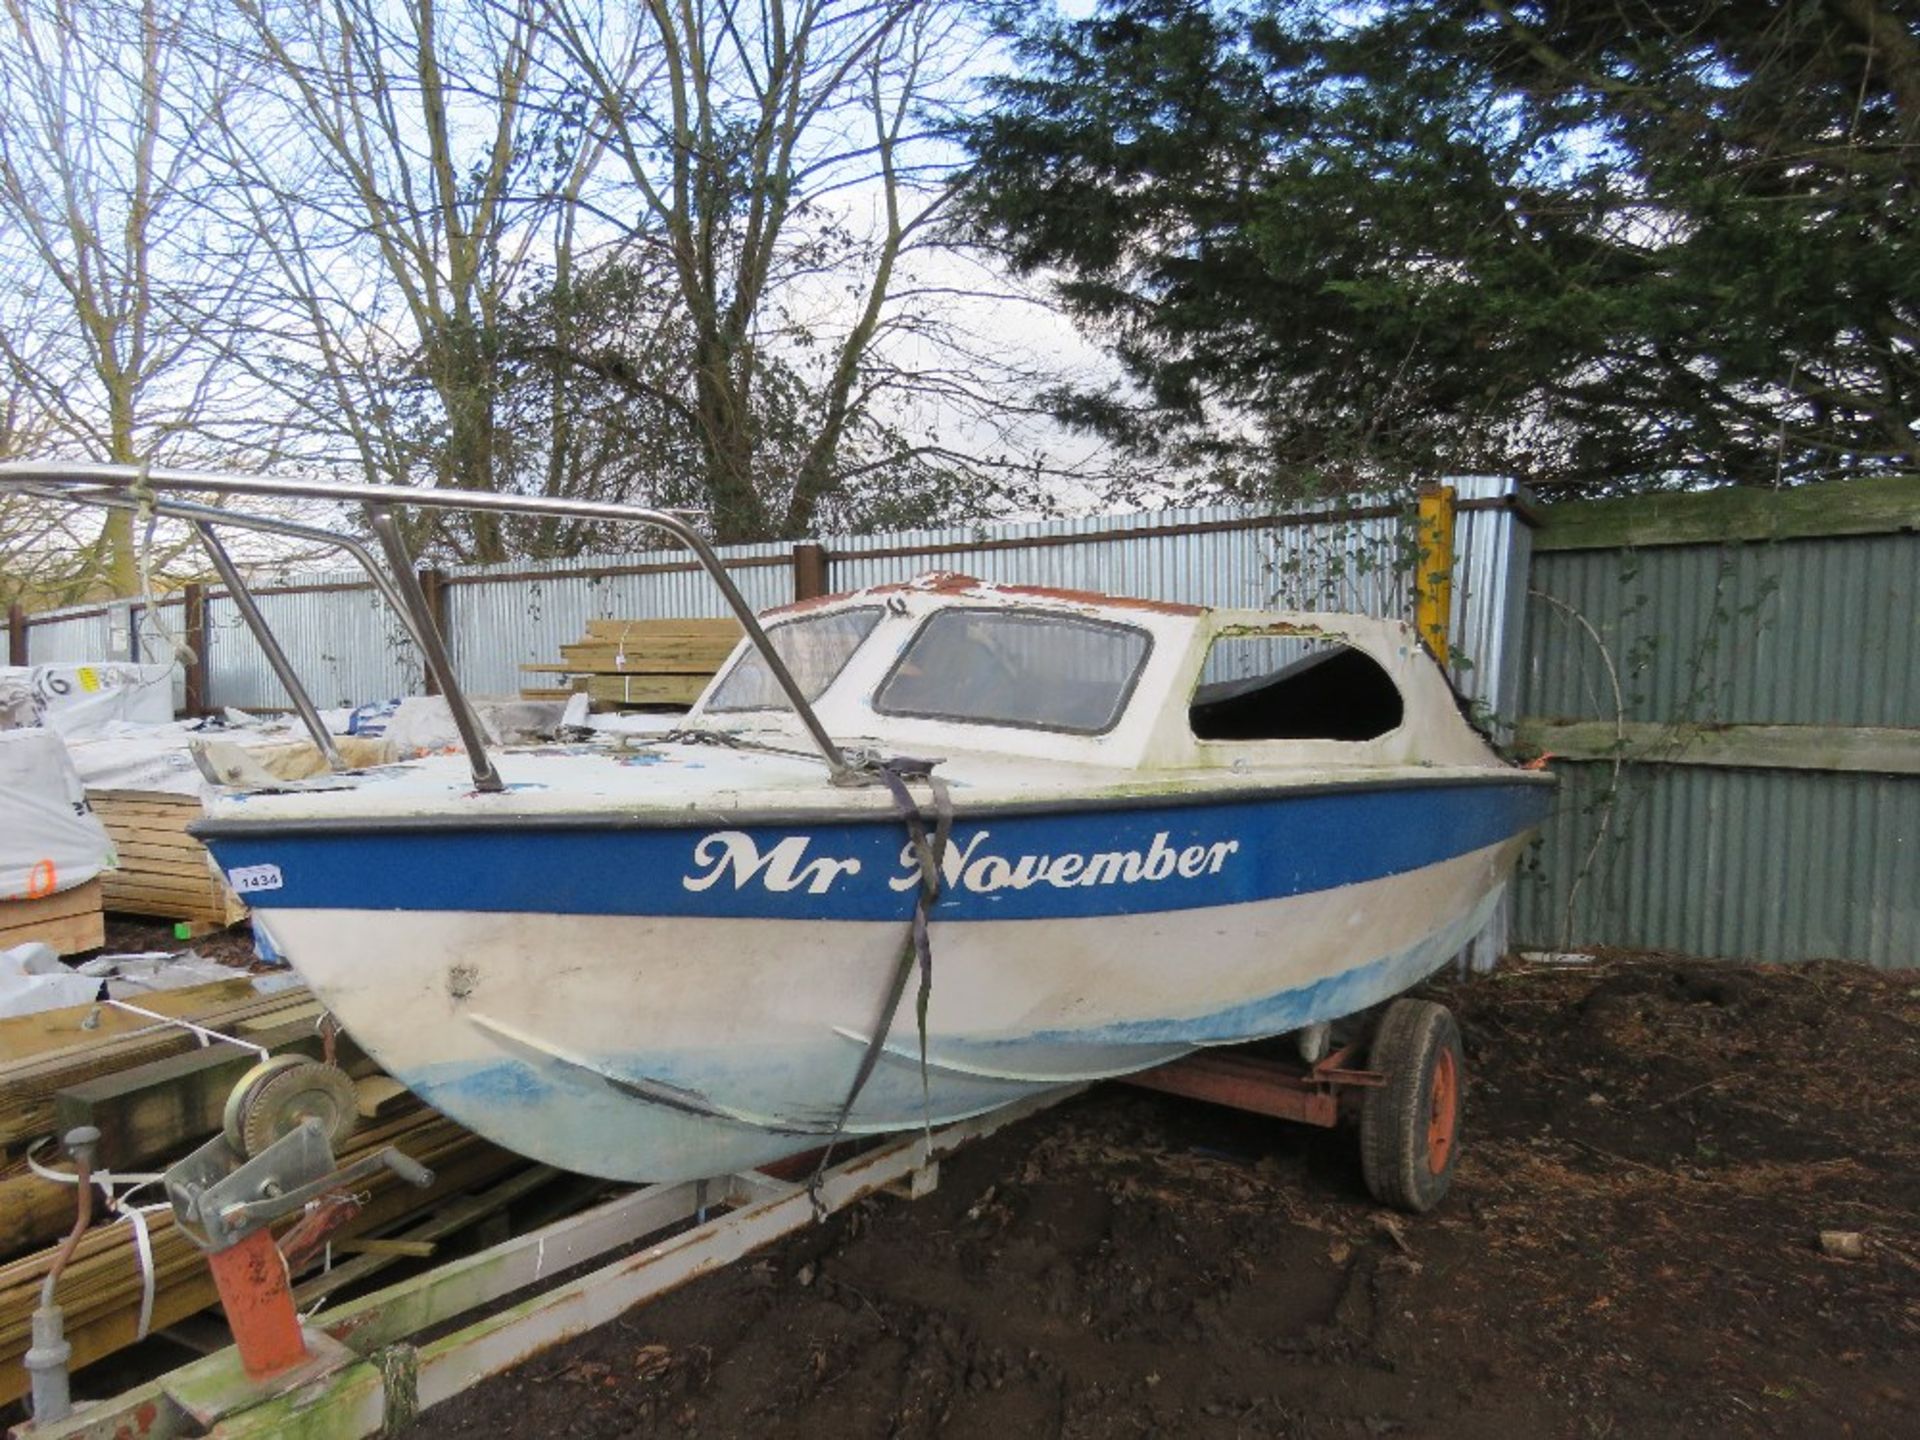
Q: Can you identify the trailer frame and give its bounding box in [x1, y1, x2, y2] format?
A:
[11, 1088, 1079, 1440]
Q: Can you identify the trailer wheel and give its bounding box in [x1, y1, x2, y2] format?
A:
[1360, 999, 1463, 1213]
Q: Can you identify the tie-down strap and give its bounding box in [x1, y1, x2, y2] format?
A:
[808, 756, 952, 1206]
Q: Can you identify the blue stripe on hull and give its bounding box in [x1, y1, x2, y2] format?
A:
[203, 779, 1548, 922]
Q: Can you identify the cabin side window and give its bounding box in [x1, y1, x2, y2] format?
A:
[705, 607, 883, 711]
[873, 609, 1152, 735]
[1190, 634, 1404, 742]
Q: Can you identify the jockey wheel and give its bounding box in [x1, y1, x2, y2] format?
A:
[222, 1056, 359, 1160]
[1359, 998, 1464, 1214]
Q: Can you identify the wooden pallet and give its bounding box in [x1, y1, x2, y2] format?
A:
[519, 617, 742, 708]
[0, 877, 105, 956]
[86, 790, 248, 929]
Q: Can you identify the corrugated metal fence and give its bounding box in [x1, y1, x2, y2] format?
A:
[8, 476, 1910, 966]
[28, 473, 1894, 968]
[1511, 479, 1920, 967]
[5, 476, 1531, 717]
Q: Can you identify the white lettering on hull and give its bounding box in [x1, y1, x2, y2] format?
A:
[680, 827, 1238, 897]
[682, 832, 863, 894]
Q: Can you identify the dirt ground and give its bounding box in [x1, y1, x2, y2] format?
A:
[411, 955, 1920, 1439]
[100, 915, 264, 969]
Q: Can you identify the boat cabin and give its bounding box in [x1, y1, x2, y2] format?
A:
[690, 573, 1501, 775]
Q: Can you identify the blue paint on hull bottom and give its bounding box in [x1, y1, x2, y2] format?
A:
[391, 885, 1504, 1183]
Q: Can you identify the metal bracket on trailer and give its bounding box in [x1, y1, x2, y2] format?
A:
[9, 1088, 1081, 1440]
[1123, 1043, 1385, 1127]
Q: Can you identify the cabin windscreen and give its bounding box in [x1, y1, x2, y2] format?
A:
[705, 606, 883, 711]
[873, 609, 1151, 735]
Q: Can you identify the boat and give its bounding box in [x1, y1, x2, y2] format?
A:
[192, 575, 1556, 1184]
[1, 464, 1552, 1186]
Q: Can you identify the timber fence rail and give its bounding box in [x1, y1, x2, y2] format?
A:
[1513, 473, 1920, 967]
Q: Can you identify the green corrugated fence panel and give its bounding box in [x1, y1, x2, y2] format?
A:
[1513, 764, 1918, 967]
[1512, 768, 1920, 971]
[1519, 517, 1919, 966]
[1523, 533, 1920, 731]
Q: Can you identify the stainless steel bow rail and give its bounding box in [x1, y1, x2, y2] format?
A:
[0, 462, 850, 783]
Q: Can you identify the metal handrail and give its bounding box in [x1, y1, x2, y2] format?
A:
[0, 461, 851, 788]
[20, 485, 435, 770]
[21, 485, 434, 653]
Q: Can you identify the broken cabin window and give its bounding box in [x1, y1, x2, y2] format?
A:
[705, 607, 882, 711]
[1190, 635, 1404, 742]
[874, 609, 1151, 734]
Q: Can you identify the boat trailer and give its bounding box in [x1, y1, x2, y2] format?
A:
[9, 1087, 1078, 1440]
[8, 1000, 1467, 1439]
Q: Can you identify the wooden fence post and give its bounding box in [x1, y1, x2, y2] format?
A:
[417, 567, 449, 696]
[791, 542, 829, 603]
[1414, 484, 1457, 667]
[6, 603, 27, 667]
[182, 581, 210, 715]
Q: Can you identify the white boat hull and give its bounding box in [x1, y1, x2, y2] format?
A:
[253, 835, 1523, 1182]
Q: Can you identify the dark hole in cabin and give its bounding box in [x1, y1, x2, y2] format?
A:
[1190, 641, 1404, 741]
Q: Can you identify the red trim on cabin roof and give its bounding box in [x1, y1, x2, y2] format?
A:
[766, 572, 1207, 619]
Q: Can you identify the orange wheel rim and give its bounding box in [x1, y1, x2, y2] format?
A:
[1426, 1047, 1458, 1174]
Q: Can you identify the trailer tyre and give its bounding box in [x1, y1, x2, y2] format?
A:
[1360, 999, 1463, 1214]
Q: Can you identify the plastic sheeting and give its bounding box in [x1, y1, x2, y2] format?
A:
[0, 943, 98, 1017]
[59, 714, 336, 796]
[0, 663, 175, 735]
[0, 728, 116, 900]
[379, 696, 566, 756]
[0, 945, 281, 1019]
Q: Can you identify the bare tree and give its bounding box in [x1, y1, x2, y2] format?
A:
[1, 0, 1098, 596]
[537, 0, 1022, 542]
[217, 0, 605, 562]
[0, 0, 270, 595]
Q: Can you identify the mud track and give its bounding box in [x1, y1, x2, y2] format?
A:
[416, 956, 1920, 1438]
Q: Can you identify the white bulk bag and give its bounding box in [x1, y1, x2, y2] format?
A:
[0, 728, 117, 900]
[0, 663, 176, 736]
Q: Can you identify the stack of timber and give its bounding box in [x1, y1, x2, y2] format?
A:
[0, 1110, 519, 1405]
[0, 974, 260, 1070]
[520, 617, 743, 707]
[0, 974, 527, 1405]
[0, 981, 312, 1256]
[0, 877, 105, 956]
[0, 978, 300, 1172]
[86, 788, 247, 931]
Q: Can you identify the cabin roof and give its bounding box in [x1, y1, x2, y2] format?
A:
[763, 571, 1208, 620]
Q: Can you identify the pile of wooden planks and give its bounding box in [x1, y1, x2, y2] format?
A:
[0, 988, 339, 1257]
[0, 1108, 518, 1406]
[86, 788, 248, 932]
[520, 617, 743, 707]
[0, 979, 299, 1175]
[0, 876, 105, 956]
[0, 973, 529, 1405]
